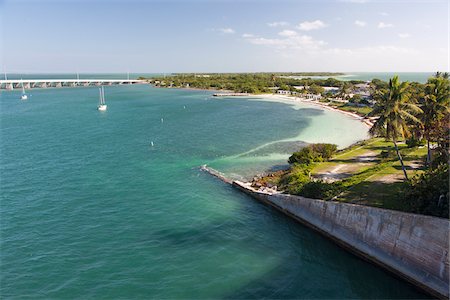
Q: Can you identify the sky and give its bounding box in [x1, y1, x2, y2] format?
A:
[1, 0, 449, 73]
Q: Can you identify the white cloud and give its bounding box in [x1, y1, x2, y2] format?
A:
[378, 22, 393, 29]
[243, 31, 416, 59]
[241, 33, 254, 38]
[219, 28, 235, 34]
[297, 20, 327, 31]
[316, 45, 428, 72]
[243, 34, 326, 50]
[325, 45, 417, 56]
[380, 12, 389, 16]
[278, 30, 297, 37]
[239, 28, 440, 71]
[398, 33, 411, 38]
[267, 21, 289, 27]
[354, 20, 367, 27]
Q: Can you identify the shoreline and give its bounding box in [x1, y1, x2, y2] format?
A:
[234, 93, 374, 128]
[150, 85, 374, 129]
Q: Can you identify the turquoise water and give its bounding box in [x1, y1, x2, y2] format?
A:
[342, 72, 435, 83]
[1, 85, 428, 299]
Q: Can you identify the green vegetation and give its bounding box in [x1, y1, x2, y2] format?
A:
[141, 73, 363, 94]
[288, 143, 337, 164]
[419, 75, 450, 165]
[252, 73, 449, 218]
[403, 163, 449, 218]
[146, 72, 448, 217]
[333, 103, 373, 116]
[369, 75, 422, 180]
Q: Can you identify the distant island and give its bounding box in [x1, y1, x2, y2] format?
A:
[140, 72, 356, 94]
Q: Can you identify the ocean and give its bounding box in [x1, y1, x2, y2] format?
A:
[0, 84, 428, 298]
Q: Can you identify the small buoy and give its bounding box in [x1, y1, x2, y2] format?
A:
[161, 118, 164, 123]
[151, 141, 154, 147]
[183, 105, 186, 109]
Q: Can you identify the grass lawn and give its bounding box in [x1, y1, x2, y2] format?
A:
[310, 138, 427, 210]
[311, 139, 394, 176]
[334, 103, 373, 116]
[336, 181, 407, 210]
[255, 137, 429, 214]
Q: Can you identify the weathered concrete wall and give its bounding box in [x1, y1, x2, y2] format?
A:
[233, 181, 450, 299]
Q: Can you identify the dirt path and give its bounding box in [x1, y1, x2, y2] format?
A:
[367, 160, 423, 183]
[314, 151, 378, 182]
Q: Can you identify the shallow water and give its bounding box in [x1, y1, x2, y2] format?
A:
[0, 85, 428, 298]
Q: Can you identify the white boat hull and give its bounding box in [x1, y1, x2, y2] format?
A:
[97, 105, 107, 111]
[21, 95, 28, 100]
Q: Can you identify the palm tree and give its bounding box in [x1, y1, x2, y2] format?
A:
[369, 76, 422, 180]
[421, 77, 450, 165]
[434, 71, 449, 79]
[339, 82, 352, 99]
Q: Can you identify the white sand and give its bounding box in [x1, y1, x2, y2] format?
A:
[245, 93, 374, 128]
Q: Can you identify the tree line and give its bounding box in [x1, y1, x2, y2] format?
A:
[143, 73, 365, 94]
[367, 72, 449, 217]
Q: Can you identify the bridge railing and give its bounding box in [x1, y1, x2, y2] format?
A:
[0, 79, 146, 90]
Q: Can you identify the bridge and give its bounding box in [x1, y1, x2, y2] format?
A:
[0, 79, 146, 90]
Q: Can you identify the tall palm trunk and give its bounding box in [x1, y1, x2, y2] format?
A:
[393, 140, 409, 181]
[425, 130, 432, 167]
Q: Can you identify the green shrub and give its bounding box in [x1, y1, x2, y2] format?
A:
[406, 138, 425, 148]
[288, 147, 318, 164]
[279, 164, 311, 194]
[300, 181, 342, 200]
[311, 143, 338, 160]
[288, 143, 337, 165]
[403, 163, 449, 218]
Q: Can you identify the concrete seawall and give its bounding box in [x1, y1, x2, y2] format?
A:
[229, 180, 449, 298]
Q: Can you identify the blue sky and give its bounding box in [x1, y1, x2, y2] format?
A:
[1, 0, 448, 73]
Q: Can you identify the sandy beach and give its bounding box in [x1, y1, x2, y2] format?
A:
[241, 93, 375, 128]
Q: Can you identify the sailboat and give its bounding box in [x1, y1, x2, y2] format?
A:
[97, 86, 107, 111]
[20, 81, 28, 100]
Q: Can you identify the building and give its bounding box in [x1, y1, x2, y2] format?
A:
[304, 94, 322, 101]
[277, 90, 292, 95]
